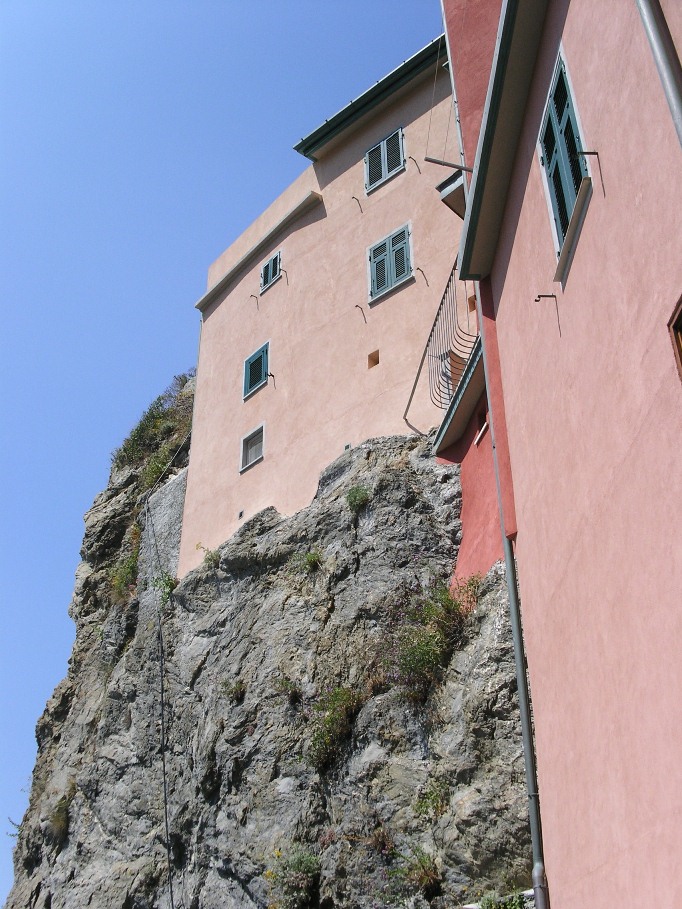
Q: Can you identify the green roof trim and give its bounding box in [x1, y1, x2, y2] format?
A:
[294, 37, 447, 161]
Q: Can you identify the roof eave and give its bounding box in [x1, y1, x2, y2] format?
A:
[458, 0, 548, 280]
[294, 37, 447, 161]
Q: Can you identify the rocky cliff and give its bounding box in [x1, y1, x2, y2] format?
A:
[7, 409, 531, 908]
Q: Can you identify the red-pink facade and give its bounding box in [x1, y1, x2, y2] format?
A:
[443, 0, 682, 905]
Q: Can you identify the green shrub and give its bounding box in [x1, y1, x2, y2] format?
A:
[109, 522, 141, 603]
[111, 371, 194, 470]
[48, 780, 76, 846]
[480, 892, 526, 909]
[196, 542, 220, 569]
[415, 777, 450, 818]
[276, 675, 303, 706]
[346, 485, 371, 514]
[151, 572, 177, 606]
[308, 686, 363, 771]
[266, 847, 321, 909]
[384, 576, 480, 702]
[392, 846, 441, 900]
[222, 678, 246, 704]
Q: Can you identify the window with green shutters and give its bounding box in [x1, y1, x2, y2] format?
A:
[260, 252, 281, 293]
[365, 128, 405, 192]
[540, 59, 588, 249]
[369, 225, 412, 300]
[243, 343, 269, 398]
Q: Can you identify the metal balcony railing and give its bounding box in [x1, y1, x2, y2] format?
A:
[404, 261, 479, 424]
[427, 262, 478, 408]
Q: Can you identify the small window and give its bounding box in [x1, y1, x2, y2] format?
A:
[243, 343, 269, 398]
[540, 59, 588, 250]
[365, 128, 405, 192]
[240, 426, 264, 471]
[367, 350, 380, 368]
[369, 225, 412, 300]
[260, 252, 281, 293]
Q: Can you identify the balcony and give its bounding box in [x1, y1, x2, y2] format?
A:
[405, 261, 485, 453]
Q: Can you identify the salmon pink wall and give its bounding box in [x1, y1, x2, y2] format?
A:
[488, 2, 682, 906]
[178, 67, 463, 577]
[437, 392, 502, 579]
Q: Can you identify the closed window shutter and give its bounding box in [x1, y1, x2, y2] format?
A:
[385, 129, 403, 177]
[391, 227, 410, 282]
[269, 253, 280, 282]
[244, 345, 268, 397]
[366, 144, 384, 190]
[370, 240, 389, 297]
[541, 63, 588, 247]
[260, 260, 270, 290]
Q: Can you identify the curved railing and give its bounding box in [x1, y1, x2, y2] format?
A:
[426, 262, 478, 408]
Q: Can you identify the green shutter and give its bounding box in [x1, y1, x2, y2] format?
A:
[244, 344, 269, 397]
[365, 128, 405, 191]
[385, 129, 403, 176]
[370, 240, 389, 296]
[260, 260, 270, 290]
[366, 143, 384, 190]
[260, 252, 281, 291]
[541, 60, 588, 247]
[391, 227, 410, 282]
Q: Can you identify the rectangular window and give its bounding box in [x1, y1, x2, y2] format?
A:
[260, 252, 281, 293]
[243, 343, 269, 398]
[369, 225, 411, 300]
[240, 426, 264, 471]
[364, 128, 405, 192]
[540, 59, 588, 249]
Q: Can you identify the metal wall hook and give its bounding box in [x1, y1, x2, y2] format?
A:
[354, 304, 367, 323]
[351, 195, 363, 212]
[416, 267, 429, 286]
[408, 155, 422, 174]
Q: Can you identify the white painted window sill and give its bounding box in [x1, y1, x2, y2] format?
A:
[554, 176, 592, 286]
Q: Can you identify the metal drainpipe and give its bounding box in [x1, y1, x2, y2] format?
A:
[636, 0, 682, 146]
[473, 281, 550, 909]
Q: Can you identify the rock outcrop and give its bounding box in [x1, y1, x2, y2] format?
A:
[7, 432, 531, 909]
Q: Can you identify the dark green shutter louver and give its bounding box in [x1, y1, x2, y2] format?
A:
[365, 128, 405, 191]
[243, 343, 269, 397]
[371, 240, 389, 296]
[260, 252, 281, 292]
[369, 225, 411, 298]
[540, 61, 588, 248]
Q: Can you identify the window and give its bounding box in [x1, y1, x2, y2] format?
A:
[260, 252, 281, 293]
[364, 128, 405, 192]
[240, 425, 264, 471]
[243, 343, 268, 398]
[540, 59, 588, 249]
[369, 225, 412, 300]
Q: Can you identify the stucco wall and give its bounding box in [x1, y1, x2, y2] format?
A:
[178, 66, 463, 576]
[489, 3, 682, 907]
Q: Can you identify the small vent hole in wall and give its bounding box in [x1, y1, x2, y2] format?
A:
[344, 443, 351, 451]
[368, 350, 380, 369]
[468, 294, 476, 313]
[238, 510, 244, 519]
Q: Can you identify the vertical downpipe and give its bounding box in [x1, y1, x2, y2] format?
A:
[636, 0, 682, 146]
[474, 281, 550, 909]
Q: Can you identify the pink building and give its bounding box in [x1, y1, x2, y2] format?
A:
[178, 40, 466, 577]
[438, 0, 682, 906]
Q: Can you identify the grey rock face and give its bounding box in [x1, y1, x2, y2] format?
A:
[7, 435, 530, 909]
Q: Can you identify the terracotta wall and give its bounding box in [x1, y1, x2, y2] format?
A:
[441, 0, 503, 168]
[437, 392, 502, 580]
[178, 67, 463, 576]
[489, 2, 682, 906]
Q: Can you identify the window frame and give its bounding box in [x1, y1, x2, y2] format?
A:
[260, 251, 281, 294]
[668, 296, 682, 382]
[243, 342, 269, 400]
[367, 223, 413, 303]
[538, 54, 592, 284]
[239, 424, 264, 473]
[364, 127, 406, 194]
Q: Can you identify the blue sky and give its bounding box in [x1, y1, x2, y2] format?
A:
[0, 1, 445, 899]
